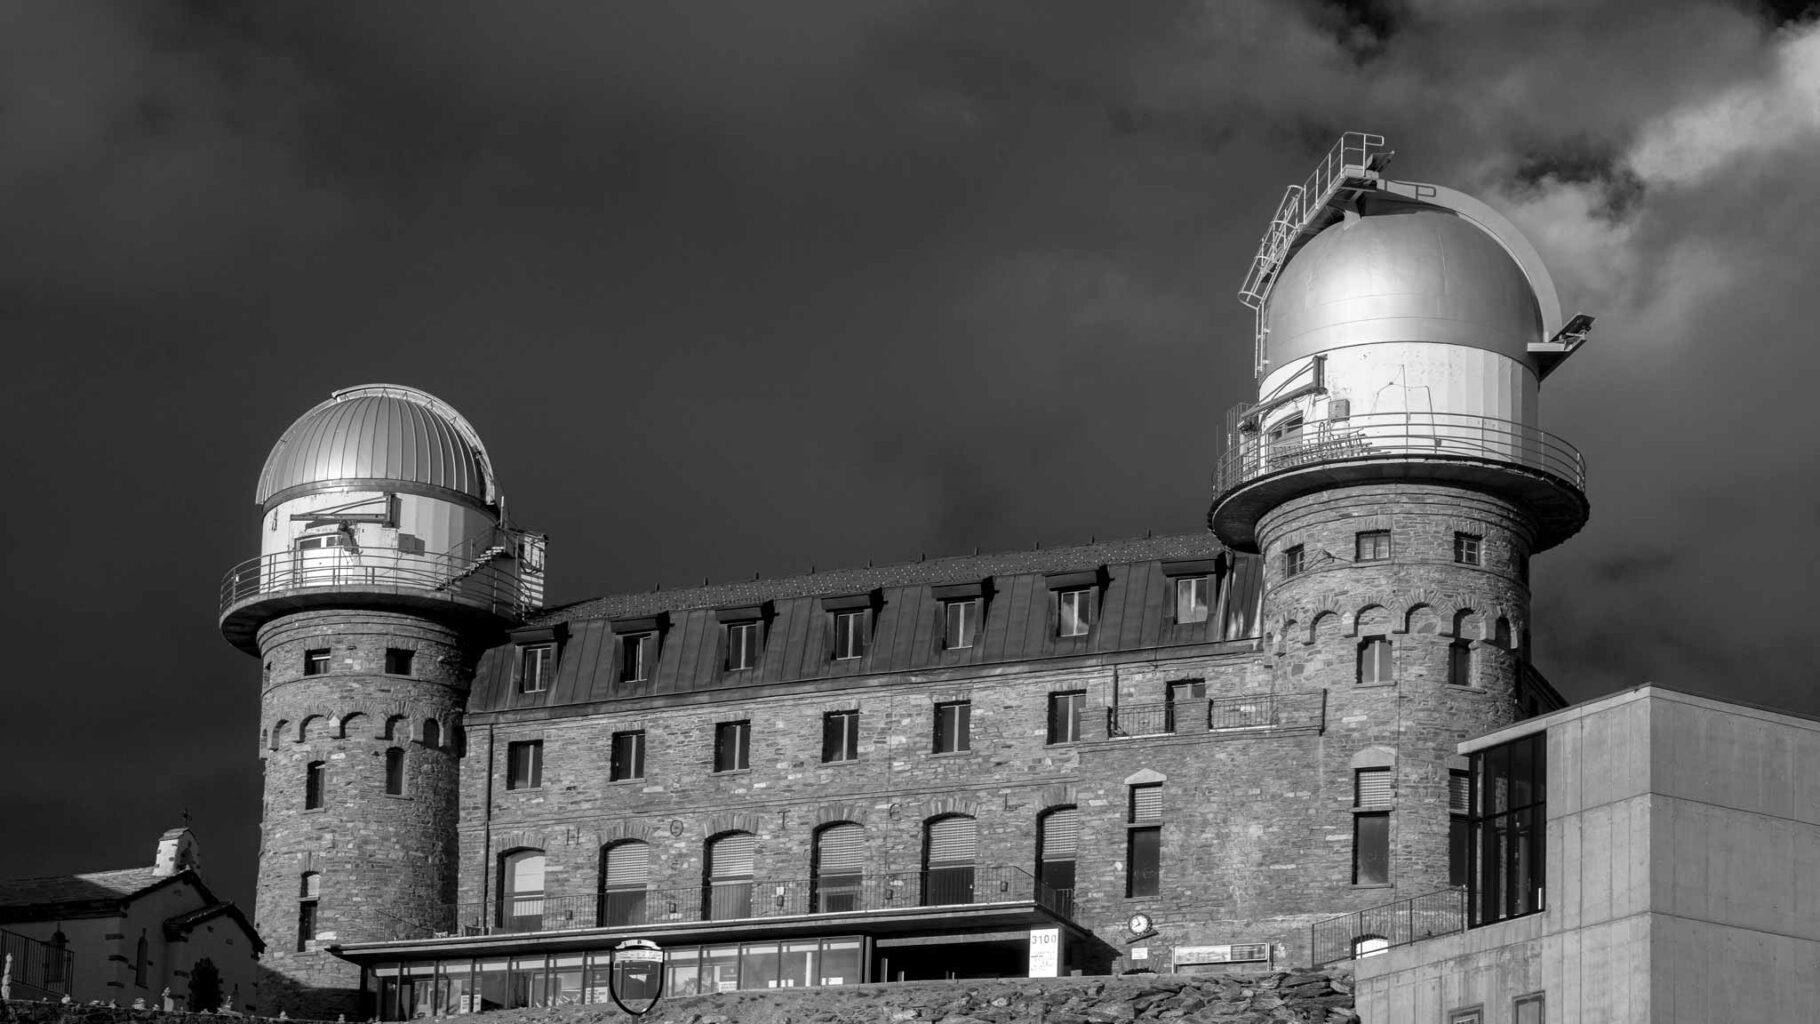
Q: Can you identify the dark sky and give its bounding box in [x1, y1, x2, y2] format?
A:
[4, 0, 1818, 911]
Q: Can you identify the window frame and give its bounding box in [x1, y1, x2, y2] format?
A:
[1454, 532, 1482, 566]
[1449, 638, 1474, 687]
[505, 740, 544, 790]
[1046, 691, 1086, 745]
[1449, 769, 1471, 887]
[384, 647, 413, 676]
[610, 730, 646, 782]
[1352, 811, 1390, 886]
[1358, 635, 1393, 685]
[1165, 679, 1205, 733]
[518, 643, 555, 694]
[942, 597, 981, 650]
[384, 746, 406, 796]
[303, 648, 330, 676]
[620, 631, 656, 684]
[1126, 825, 1161, 898]
[1284, 544, 1306, 577]
[1173, 575, 1210, 624]
[1356, 529, 1391, 562]
[1056, 587, 1094, 638]
[725, 620, 761, 672]
[1469, 731, 1547, 927]
[821, 710, 860, 764]
[831, 609, 868, 661]
[1512, 993, 1545, 1024]
[304, 760, 326, 810]
[932, 700, 972, 755]
[713, 720, 751, 773]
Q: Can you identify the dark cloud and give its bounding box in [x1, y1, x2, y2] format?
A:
[3, 0, 1817, 917]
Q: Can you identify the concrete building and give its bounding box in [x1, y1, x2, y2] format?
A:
[216, 134, 1598, 1019]
[1353, 685, 1820, 1023]
[0, 829, 263, 1010]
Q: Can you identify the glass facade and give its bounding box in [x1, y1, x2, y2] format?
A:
[369, 938, 866, 1018]
[1469, 731, 1547, 926]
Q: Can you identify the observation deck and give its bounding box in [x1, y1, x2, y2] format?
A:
[1208, 412, 1588, 553]
[218, 543, 542, 654]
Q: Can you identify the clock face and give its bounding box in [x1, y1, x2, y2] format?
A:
[1128, 913, 1151, 934]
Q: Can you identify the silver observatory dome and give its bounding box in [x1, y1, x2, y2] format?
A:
[254, 384, 498, 509]
[1265, 207, 1543, 370]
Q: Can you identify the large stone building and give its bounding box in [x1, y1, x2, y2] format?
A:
[217, 134, 1593, 1019]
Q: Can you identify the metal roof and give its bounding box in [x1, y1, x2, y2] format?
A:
[255, 385, 498, 508]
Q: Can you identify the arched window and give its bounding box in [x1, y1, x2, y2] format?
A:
[297, 873, 320, 952]
[1357, 636, 1392, 685]
[270, 721, 288, 750]
[44, 931, 67, 985]
[1352, 934, 1389, 959]
[135, 933, 147, 987]
[1037, 808, 1078, 914]
[384, 747, 406, 796]
[922, 815, 976, 906]
[304, 761, 326, 809]
[338, 713, 364, 739]
[498, 849, 546, 931]
[704, 832, 755, 921]
[599, 841, 650, 927]
[812, 823, 865, 913]
[422, 719, 441, 749]
[383, 715, 406, 742]
[298, 715, 322, 741]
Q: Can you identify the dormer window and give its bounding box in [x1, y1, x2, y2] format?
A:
[518, 644, 554, 693]
[610, 614, 668, 686]
[932, 580, 990, 652]
[716, 603, 771, 673]
[1057, 588, 1093, 637]
[822, 593, 879, 662]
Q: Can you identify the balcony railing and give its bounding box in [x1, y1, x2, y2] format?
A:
[1212, 412, 1586, 498]
[447, 867, 1076, 941]
[218, 547, 538, 621]
[1107, 692, 1326, 739]
[1309, 887, 1467, 966]
[1, 927, 74, 1001]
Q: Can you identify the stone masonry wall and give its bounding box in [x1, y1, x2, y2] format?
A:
[254, 609, 479, 1018]
[1256, 484, 1531, 905]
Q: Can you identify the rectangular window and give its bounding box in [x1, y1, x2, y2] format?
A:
[1284, 544, 1306, 577]
[1514, 551, 1529, 584]
[1470, 732, 1547, 927]
[1356, 530, 1391, 561]
[1513, 993, 1544, 1024]
[1454, 532, 1482, 565]
[1057, 588, 1094, 637]
[943, 598, 981, 649]
[1353, 812, 1390, 885]
[1165, 680, 1205, 733]
[832, 611, 867, 660]
[725, 621, 760, 671]
[1046, 691, 1086, 744]
[1449, 769, 1471, 887]
[296, 900, 318, 953]
[304, 761, 325, 809]
[384, 747, 405, 796]
[1449, 640, 1473, 686]
[1130, 783, 1162, 823]
[304, 648, 330, 676]
[933, 701, 972, 754]
[384, 648, 414, 675]
[1126, 827, 1161, 897]
[822, 710, 860, 763]
[1358, 636, 1393, 684]
[519, 644, 554, 694]
[1174, 576, 1209, 624]
[610, 731, 645, 781]
[1355, 767, 1392, 808]
[620, 632, 654, 683]
[714, 721, 751, 772]
[506, 740, 543, 790]
[1448, 1008, 1483, 1024]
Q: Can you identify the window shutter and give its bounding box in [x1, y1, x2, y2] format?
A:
[926, 817, 977, 864]
[1357, 769, 1393, 808]
[817, 824, 866, 873]
[710, 833, 755, 878]
[1041, 809, 1079, 861]
[1131, 785, 1162, 822]
[605, 842, 649, 886]
[1449, 770, 1471, 813]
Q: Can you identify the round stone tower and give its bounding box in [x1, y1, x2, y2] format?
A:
[1210, 135, 1592, 909]
[219, 385, 546, 1016]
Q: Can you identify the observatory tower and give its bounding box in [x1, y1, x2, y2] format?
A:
[218, 385, 546, 1016]
[1210, 135, 1591, 908]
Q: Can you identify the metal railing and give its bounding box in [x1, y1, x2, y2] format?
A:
[449, 867, 1076, 940]
[1310, 887, 1467, 966]
[1106, 702, 1173, 737]
[218, 548, 537, 620]
[1, 927, 74, 1000]
[1239, 132, 1389, 311]
[1213, 412, 1586, 498]
[1207, 691, 1326, 734]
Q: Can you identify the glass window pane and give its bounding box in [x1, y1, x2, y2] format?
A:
[1354, 813, 1389, 884]
[819, 939, 861, 986]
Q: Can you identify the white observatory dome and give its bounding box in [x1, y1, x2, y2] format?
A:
[1265, 207, 1543, 369]
[255, 385, 497, 509]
